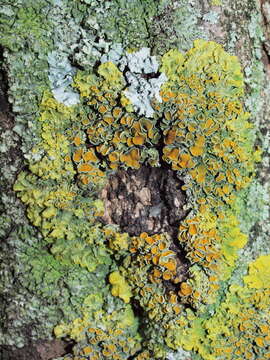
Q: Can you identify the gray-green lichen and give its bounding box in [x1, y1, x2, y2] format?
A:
[101, 46, 167, 117]
[48, 51, 80, 106]
[219, 0, 270, 265]
[0, 224, 110, 347]
[1, 0, 270, 358]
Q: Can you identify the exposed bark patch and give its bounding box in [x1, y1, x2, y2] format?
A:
[100, 166, 188, 237]
[0, 46, 24, 236]
[0, 339, 74, 360]
[261, 1, 270, 73]
[0, 46, 13, 129]
[0, 46, 22, 179]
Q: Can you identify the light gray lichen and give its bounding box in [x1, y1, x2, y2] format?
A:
[0, 5, 15, 16]
[124, 48, 166, 116]
[124, 71, 167, 117]
[202, 11, 220, 24]
[48, 52, 80, 106]
[100, 43, 124, 65]
[102, 46, 167, 117]
[166, 348, 192, 360]
[126, 47, 159, 74]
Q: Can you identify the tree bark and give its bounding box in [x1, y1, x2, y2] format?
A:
[0, 0, 269, 359]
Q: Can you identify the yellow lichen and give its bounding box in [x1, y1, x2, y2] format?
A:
[109, 271, 133, 303]
[14, 39, 264, 359]
[244, 255, 270, 289]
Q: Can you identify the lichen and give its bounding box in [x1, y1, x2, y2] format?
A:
[11, 37, 269, 359]
[244, 255, 270, 289]
[109, 271, 133, 304]
[1, 0, 269, 358]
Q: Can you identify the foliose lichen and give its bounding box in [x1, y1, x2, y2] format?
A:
[10, 36, 269, 359]
[1, 1, 269, 359]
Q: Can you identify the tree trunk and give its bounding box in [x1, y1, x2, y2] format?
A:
[0, 0, 269, 359]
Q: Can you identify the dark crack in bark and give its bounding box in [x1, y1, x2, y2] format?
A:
[100, 165, 189, 237]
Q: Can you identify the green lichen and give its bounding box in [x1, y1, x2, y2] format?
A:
[13, 37, 269, 359]
[1, 0, 269, 358]
[244, 255, 270, 289]
[211, 0, 222, 5]
[109, 271, 133, 304]
[171, 263, 270, 359]
[0, 224, 106, 348]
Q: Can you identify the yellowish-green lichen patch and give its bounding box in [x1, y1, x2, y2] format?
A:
[244, 255, 270, 289]
[13, 39, 268, 359]
[109, 271, 133, 304]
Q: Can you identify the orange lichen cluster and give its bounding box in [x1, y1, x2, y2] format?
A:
[164, 275, 270, 359]
[72, 63, 161, 182]
[134, 351, 152, 360]
[179, 217, 221, 271]
[176, 208, 249, 309]
[129, 232, 178, 282]
[70, 327, 141, 360]
[50, 41, 262, 359]
[202, 282, 270, 359]
[158, 42, 256, 227]
[56, 297, 142, 360]
[159, 89, 253, 211]
[119, 232, 188, 320]
[148, 41, 257, 310]
[70, 134, 105, 185]
[84, 110, 159, 170]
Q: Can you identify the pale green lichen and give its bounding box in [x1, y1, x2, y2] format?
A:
[244, 255, 270, 289]
[0, 223, 105, 348]
[11, 39, 269, 359]
[1, 0, 269, 358]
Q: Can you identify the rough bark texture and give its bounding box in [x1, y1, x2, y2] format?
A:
[0, 0, 270, 359]
[100, 166, 188, 236]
